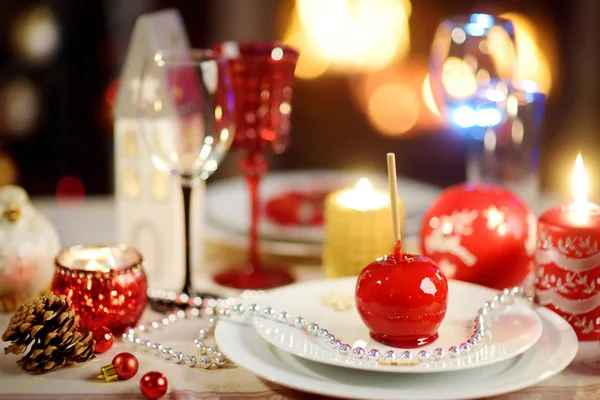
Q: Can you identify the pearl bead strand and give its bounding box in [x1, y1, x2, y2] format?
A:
[218, 286, 530, 365]
[138, 286, 531, 369]
[122, 306, 228, 369]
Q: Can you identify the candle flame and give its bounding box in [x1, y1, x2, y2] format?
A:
[336, 177, 389, 211]
[356, 177, 373, 192]
[572, 153, 588, 209]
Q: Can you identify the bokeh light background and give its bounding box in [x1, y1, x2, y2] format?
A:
[0, 0, 595, 201]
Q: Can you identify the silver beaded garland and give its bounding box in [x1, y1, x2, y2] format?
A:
[199, 356, 212, 369]
[232, 304, 245, 315]
[433, 348, 445, 361]
[459, 342, 472, 355]
[262, 306, 275, 317]
[367, 349, 380, 361]
[279, 311, 291, 323]
[185, 355, 197, 367]
[136, 284, 526, 369]
[339, 344, 352, 355]
[448, 345, 460, 358]
[417, 350, 430, 362]
[162, 347, 173, 359]
[173, 351, 184, 364]
[294, 316, 306, 329]
[352, 347, 365, 359]
[153, 343, 163, 355]
[124, 303, 229, 370]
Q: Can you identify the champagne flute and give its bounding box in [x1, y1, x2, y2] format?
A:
[137, 49, 235, 299]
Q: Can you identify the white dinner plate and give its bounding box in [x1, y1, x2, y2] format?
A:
[251, 277, 543, 373]
[206, 226, 421, 259]
[216, 306, 578, 400]
[206, 170, 441, 243]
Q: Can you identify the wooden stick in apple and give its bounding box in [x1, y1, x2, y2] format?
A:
[386, 153, 402, 256]
[355, 153, 449, 348]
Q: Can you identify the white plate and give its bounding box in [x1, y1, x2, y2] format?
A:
[216, 307, 577, 400]
[205, 224, 322, 258]
[206, 226, 421, 259]
[252, 277, 543, 373]
[206, 170, 441, 243]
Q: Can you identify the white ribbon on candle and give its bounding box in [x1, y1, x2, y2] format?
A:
[535, 247, 600, 273]
[536, 289, 599, 315]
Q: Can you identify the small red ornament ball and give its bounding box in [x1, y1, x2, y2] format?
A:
[92, 326, 114, 354]
[356, 245, 448, 348]
[112, 352, 139, 380]
[420, 183, 536, 290]
[140, 371, 168, 400]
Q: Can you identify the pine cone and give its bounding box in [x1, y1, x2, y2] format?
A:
[1, 293, 95, 373]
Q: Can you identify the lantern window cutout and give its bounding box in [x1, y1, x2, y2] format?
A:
[151, 171, 169, 201]
[123, 168, 141, 198]
[123, 130, 139, 157]
[154, 129, 169, 156]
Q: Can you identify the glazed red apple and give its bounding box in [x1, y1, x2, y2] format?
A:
[355, 247, 448, 348]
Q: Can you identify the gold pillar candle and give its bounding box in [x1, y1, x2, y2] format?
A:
[323, 178, 404, 278]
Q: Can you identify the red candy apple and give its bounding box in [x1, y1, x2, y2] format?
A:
[355, 245, 448, 348]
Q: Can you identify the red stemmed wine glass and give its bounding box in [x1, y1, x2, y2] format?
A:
[213, 41, 299, 289]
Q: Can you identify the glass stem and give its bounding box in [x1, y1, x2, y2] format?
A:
[246, 173, 261, 269]
[181, 184, 193, 294]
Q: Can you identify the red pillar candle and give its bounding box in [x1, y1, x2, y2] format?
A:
[534, 155, 600, 341]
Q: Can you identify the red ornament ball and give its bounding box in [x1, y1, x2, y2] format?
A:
[356, 245, 448, 348]
[140, 371, 168, 400]
[420, 183, 536, 290]
[92, 326, 114, 354]
[112, 352, 139, 380]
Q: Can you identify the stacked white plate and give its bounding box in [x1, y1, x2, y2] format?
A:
[215, 277, 578, 400]
[206, 170, 441, 257]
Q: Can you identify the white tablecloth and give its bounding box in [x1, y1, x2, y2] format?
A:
[0, 197, 597, 400]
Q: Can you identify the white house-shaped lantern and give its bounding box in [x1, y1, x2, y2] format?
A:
[114, 9, 205, 291]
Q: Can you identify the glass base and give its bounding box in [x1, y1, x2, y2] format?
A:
[148, 290, 220, 313]
[369, 331, 439, 348]
[214, 264, 295, 289]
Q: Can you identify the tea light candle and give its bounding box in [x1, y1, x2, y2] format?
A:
[323, 178, 404, 278]
[534, 154, 600, 341]
[51, 245, 148, 334]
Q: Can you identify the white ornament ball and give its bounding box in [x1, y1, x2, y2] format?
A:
[0, 185, 60, 311]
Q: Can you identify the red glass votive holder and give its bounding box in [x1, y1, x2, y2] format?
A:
[51, 245, 148, 335]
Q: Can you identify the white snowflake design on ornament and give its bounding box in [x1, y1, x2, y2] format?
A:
[423, 209, 478, 267]
[483, 206, 508, 234]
